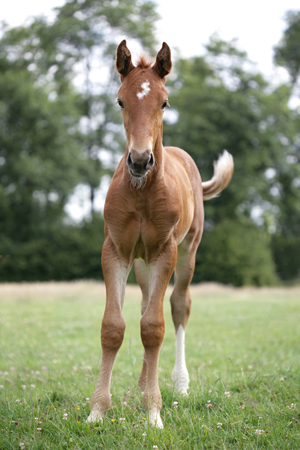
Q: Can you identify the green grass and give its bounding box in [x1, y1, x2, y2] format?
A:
[0, 282, 300, 449]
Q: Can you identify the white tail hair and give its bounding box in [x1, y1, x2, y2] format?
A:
[202, 150, 234, 201]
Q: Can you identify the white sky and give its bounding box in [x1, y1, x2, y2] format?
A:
[2, 0, 299, 80]
[157, 0, 299, 79]
[2, 0, 299, 220]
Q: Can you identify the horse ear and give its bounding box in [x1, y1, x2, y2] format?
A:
[153, 42, 172, 78]
[116, 40, 135, 78]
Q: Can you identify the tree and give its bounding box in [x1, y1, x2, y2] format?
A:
[0, 0, 159, 213]
[194, 220, 277, 286]
[0, 0, 159, 281]
[274, 10, 300, 86]
[0, 64, 84, 242]
[164, 37, 300, 284]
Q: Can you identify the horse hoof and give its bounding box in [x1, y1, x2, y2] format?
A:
[148, 410, 164, 429]
[86, 409, 103, 423]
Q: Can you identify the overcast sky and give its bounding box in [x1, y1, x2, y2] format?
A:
[2, 0, 300, 81]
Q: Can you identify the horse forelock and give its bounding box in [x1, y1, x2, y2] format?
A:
[135, 54, 154, 69]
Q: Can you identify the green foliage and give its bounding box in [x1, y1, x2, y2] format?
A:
[274, 10, 300, 85]
[0, 66, 85, 240]
[0, 215, 105, 282]
[164, 37, 300, 283]
[0, 0, 158, 84]
[0, 9, 299, 284]
[0, 0, 159, 213]
[0, 0, 160, 283]
[1, 284, 300, 448]
[164, 38, 298, 227]
[194, 220, 277, 286]
[271, 234, 300, 282]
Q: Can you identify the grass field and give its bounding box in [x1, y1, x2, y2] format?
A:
[0, 282, 299, 449]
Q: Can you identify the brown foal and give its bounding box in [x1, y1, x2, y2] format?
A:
[87, 40, 234, 428]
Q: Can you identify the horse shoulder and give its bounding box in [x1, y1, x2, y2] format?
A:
[103, 162, 141, 260]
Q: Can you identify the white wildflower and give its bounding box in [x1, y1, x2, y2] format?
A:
[255, 429, 264, 435]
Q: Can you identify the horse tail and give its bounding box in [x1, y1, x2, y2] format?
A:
[202, 150, 234, 201]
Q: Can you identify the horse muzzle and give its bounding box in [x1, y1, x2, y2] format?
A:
[127, 149, 155, 178]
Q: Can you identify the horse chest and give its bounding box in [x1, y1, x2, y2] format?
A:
[105, 194, 180, 263]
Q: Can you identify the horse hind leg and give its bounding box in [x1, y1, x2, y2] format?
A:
[135, 259, 150, 316]
[138, 242, 177, 428]
[134, 259, 150, 392]
[170, 237, 199, 395]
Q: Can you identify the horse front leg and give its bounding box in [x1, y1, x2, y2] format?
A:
[87, 239, 130, 422]
[170, 234, 200, 395]
[140, 240, 177, 428]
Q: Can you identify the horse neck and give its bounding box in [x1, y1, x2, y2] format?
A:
[152, 126, 165, 175]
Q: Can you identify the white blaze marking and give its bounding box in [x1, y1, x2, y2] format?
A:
[137, 80, 150, 99]
[172, 325, 190, 394]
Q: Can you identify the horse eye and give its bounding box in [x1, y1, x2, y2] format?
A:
[117, 98, 124, 109]
[161, 100, 170, 109]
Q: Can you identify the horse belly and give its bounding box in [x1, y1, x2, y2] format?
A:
[176, 194, 194, 245]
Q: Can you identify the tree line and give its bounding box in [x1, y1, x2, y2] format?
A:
[0, 1, 299, 285]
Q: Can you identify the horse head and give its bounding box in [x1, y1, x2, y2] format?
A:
[116, 40, 172, 181]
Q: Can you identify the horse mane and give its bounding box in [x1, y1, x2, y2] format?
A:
[135, 54, 154, 69]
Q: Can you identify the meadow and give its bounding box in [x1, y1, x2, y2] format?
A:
[0, 282, 299, 449]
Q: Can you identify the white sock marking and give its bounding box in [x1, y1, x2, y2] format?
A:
[86, 409, 103, 423]
[137, 80, 151, 99]
[148, 409, 164, 429]
[172, 325, 190, 394]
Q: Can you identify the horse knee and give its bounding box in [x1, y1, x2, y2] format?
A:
[140, 316, 165, 349]
[101, 316, 126, 351]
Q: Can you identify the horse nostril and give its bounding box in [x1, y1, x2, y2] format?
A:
[146, 153, 154, 170]
[127, 152, 134, 169]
